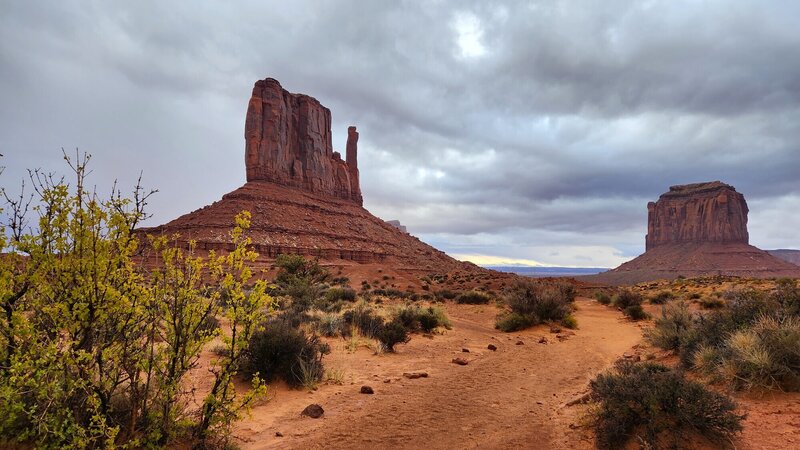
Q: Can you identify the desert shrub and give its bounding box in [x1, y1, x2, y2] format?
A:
[455, 290, 492, 304]
[495, 312, 536, 332]
[324, 286, 357, 303]
[590, 362, 744, 449]
[688, 292, 702, 300]
[623, 304, 650, 321]
[393, 305, 451, 333]
[245, 318, 328, 388]
[595, 292, 612, 305]
[493, 282, 576, 332]
[650, 291, 675, 305]
[376, 318, 411, 352]
[613, 290, 643, 309]
[342, 302, 385, 338]
[435, 289, 458, 300]
[562, 314, 578, 329]
[646, 302, 694, 351]
[699, 297, 725, 309]
[274, 254, 330, 313]
[772, 278, 800, 316]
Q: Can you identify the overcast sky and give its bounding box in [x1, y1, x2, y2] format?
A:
[2, 1, 799, 267]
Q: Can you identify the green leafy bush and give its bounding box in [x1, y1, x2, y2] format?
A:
[590, 362, 744, 449]
[325, 286, 357, 303]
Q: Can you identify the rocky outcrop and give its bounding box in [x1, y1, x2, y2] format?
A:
[244, 78, 362, 204]
[589, 181, 800, 284]
[646, 181, 748, 250]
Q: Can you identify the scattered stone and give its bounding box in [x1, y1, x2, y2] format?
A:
[452, 357, 469, 366]
[301, 404, 324, 419]
[538, 337, 548, 344]
[516, 340, 525, 345]
[383, 378, 391, 383]
[275, 432, 284, 437]
[462, 348, 470, 353]
[487, 344, 498, 351]
[549, 326, 562, 334]
[403, 371, 429, 379]
[360, 385, 374, 394]
[623, 352, 642, 362]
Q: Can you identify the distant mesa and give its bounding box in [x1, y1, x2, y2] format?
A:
[590, 181, 800, 284]
[385, 220, 408, 233]
[768, 249, 800, 267]
[140, 77, 494, 284]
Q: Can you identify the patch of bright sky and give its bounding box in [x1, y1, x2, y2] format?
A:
[452, 11, 487, 58]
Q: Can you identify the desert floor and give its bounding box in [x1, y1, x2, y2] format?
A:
[197, 297, 800, 449]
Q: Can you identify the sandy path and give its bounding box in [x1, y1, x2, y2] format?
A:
[232, 298, 642, 449]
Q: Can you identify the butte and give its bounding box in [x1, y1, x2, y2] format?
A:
[590, 181, 800, 284]
[140, 78, 507, 289]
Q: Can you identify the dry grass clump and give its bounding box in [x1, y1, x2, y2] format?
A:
[646, 283, 800, 391]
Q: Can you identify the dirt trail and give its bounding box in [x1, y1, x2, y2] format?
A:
[233, 298, 642, 449]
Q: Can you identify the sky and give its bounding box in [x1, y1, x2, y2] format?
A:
[2, 0, 800, 268]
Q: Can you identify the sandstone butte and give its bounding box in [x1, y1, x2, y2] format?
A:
[138, 78, 514, 289]
[590, 181, 800, 285]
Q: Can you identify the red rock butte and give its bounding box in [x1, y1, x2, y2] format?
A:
[590, 181, 800, 284]
[139, 77, 505, 287]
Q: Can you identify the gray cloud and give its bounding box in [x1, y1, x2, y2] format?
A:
[2, 0, 799, 267]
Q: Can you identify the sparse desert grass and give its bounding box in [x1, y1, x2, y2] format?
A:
[595, 292, 612, 305]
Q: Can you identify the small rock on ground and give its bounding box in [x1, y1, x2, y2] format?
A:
[516, 340, 525, 345]
[487, 344, 498, 351]
[403, 371, 429, 379]
[360, 385, 374, 394]
[301, 404, 324, 419]
[452, 357, 469, 365]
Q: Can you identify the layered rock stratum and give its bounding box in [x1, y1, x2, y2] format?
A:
[590, 181, 800, 284]
[140, 78, 504, 287]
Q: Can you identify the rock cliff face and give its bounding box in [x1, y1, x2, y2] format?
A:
[646, 181, 749, 250]
[140, 78, 503, 288]
[244, 78, 362, 204]
[589, 181, 800, 284]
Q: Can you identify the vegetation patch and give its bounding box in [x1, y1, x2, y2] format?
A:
[590, 362, 744, 449]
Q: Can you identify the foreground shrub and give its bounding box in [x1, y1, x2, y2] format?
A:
[623, 304, 650, 321]
[245, 319, 329, 388]
[273, 254, 330, 313]
[590, 362, 744, 449]
[377, 318, 411, 352]
[455, 290, 492, 304]
[0, 155, 269, 448]
[342, 302, 385, 338]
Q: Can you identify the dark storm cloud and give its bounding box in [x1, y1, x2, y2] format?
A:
[2, 0, 799, 266]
